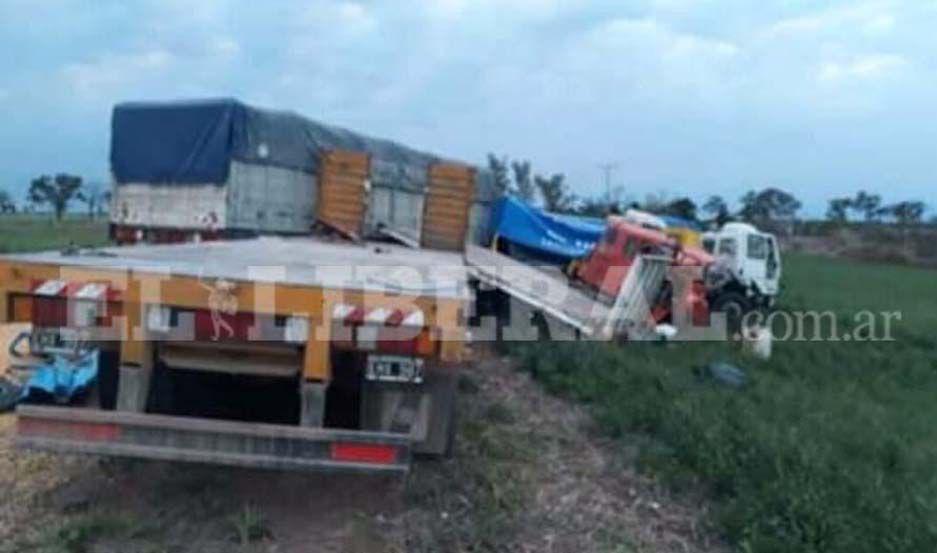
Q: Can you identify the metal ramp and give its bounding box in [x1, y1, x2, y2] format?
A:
[464, 246, 669, 339]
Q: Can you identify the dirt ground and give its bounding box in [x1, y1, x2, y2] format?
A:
[0, 348, 721, 553]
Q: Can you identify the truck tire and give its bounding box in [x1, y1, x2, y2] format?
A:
[711, 292, 750, 335]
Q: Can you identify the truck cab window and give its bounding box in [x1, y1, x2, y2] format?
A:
[747, 235, 768, 260]
[702, 238, 716, 253]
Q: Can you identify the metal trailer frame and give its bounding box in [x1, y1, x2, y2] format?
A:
[0, 237, 470, 472]
[464, 245, 669, 339]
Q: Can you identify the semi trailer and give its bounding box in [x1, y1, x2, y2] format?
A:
[1, 237, 471, 474]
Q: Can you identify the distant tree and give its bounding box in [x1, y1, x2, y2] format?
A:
[826, 197, 852, 223]
[852, 191, 882, 222]
[702, 195, 730, 225]
[641, 192, 669, 214]
[535, 173, 573, 212]
[663, 197, 698, 221]
[486, 154, 511, 196]
[884, 201, 926, 225]
[575, 196, 621, 218]
[77, 182, 107, 219]
[28, 174, 83, 221]
[738, 188, 801, 223]
[575, 198, 605, 218]
[510, 160, 537, 203]
[0, 189, 16, 214]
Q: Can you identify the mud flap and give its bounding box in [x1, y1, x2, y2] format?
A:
[359, 365, 458, 457]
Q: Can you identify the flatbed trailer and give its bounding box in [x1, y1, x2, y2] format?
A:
[0, 237, 471, 474]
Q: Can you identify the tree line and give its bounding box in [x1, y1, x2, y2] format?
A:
[0, 174, 109, 220]
[486, 153, 933, 229]
[826, 191, 926, 225]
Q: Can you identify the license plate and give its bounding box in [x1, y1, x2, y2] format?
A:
[366, 355, 424, 384]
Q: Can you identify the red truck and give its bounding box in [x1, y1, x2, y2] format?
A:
[573, 216, 714, 325]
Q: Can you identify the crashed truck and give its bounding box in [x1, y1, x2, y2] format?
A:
[1, 99, 492, 473]
[470, 197, 781, 338]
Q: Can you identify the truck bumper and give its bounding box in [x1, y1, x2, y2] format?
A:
[14, 405, 411, 474]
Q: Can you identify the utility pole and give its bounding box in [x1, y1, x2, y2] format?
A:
[598, 163, 619, 205]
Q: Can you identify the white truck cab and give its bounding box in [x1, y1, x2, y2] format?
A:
[702, 222, 781, 313]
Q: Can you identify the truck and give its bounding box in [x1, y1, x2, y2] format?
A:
[1, 238, 470, 474]
[1, 99, 490, 474]
[107, 99, 498, 248]
[700, 222, 781, 316]
[471, 202, 782, 339]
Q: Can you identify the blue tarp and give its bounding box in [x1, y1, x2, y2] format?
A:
[489, 197, 603, 262]
[21, 350, 99, 404]
[111, 98, 440, 185]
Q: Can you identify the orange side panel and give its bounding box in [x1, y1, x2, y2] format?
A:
[317, 150, 369, 237]
[421, 163, 475, 251]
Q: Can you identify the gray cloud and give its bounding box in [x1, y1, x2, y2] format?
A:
[0, 0, 934, 215]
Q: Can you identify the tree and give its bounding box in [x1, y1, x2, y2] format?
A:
[28, 174, 83, 221]
[826, 197, 852, 223]
[486, 154, 511, 196]
[510, 160, 537, 203]
[77, 182, 107, 218]
[663, 197, 698, 221]
[575, 197, 614, 217]
[852, 191, 882, 222]
[535, 173, 573, 212]
[703, 195, 731, 226]
[0, 189, 16, 214]
[885, 201, 926, 225]
[738, 188, 801, 222]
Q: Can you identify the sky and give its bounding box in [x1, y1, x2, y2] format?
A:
[0, 0, 935, 217]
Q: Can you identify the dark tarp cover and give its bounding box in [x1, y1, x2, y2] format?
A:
[489, 196, 603, 262]
[111, 98, 441, 185]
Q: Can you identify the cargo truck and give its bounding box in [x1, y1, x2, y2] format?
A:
[1, 237, 471, 474]
[0, 99, 492, 474]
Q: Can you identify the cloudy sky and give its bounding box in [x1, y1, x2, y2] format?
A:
[1, 0, 935, 216]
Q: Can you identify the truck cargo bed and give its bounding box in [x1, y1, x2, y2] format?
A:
[465, 245, 609, 335]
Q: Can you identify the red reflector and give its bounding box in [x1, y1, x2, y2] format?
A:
[17, 418, 121, 442]
[330, 442, 397, 465]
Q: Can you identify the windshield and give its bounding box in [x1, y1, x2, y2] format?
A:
[717, 238, 737, 256]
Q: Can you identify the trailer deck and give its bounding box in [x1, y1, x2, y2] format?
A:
[464, 245, 669, 339]
[2, 237, 470, 300]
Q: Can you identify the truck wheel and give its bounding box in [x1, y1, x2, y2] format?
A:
[712, 292, 750, 335]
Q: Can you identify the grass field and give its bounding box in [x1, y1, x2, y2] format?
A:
[517, 253, 937, 553]
[0, 214, 110, 253]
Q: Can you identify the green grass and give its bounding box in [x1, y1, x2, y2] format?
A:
[0, 214, 110, 253]
[516, 253, 937, 553]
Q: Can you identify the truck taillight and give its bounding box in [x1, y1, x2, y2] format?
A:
[330, 442, 397, 465]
